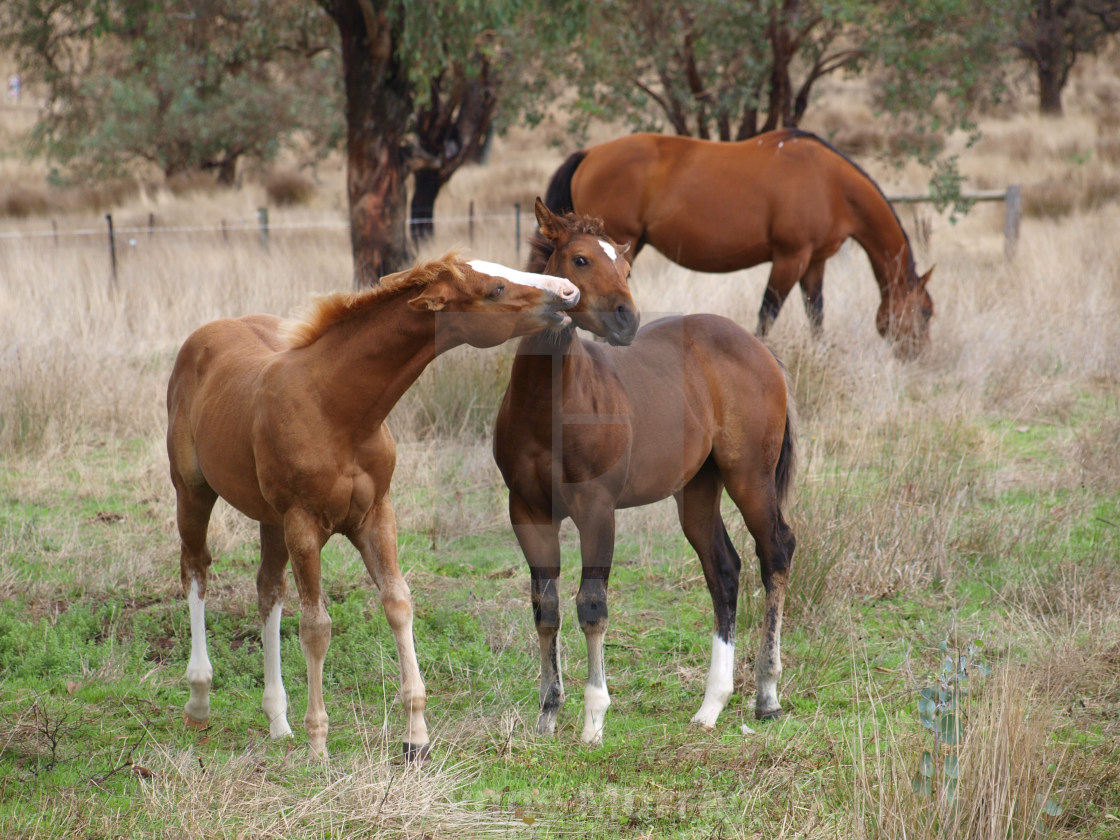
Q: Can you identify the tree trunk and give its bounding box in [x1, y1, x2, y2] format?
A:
[410, 168, 441, 243]
[332, 0, 413, 287]
[1037, 50, 1065, 115]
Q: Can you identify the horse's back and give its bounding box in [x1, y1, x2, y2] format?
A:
[572, 131, 859, 271]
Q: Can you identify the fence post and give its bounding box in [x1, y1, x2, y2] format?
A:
[514, 202, 521, 258]
[1004, 185, 1021, 260]
[148, 212, 155, 238]
[257, 207, 269, 251]
[468, 200, 475, 245]
[105, 214, 118, 286]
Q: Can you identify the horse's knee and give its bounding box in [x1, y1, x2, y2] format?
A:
[532, 576, 561, 631]
[379, 580, 414, 631]
[298, 604, 332, 658]
[576, 579, 609, 631]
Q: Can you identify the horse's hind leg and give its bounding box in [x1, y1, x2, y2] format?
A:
[283, 510, 332, 757]
[509, 495, 565, 736]
[675, 464, 742, 728]
[799, 259, 826, 339]
[723, 473, 795, 720]
[258, 522, 293, 739]
[172, 477, 218, 729]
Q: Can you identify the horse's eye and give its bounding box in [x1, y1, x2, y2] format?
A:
[573, 255, 589, 267]
[489, 285, 505, 299]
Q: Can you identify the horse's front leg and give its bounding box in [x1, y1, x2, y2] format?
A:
[284, 510, 332, 757]
[757, 247, 812, 337]
[509, 495, 564, 736]
[573, 506, 616, 746]
[350, 496, 430, 760]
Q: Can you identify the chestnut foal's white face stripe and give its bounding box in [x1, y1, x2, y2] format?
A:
[467, 259, 577, 299]
[598, 239, 618, 262]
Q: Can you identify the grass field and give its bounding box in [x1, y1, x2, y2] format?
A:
[2, 59, 1120, 838]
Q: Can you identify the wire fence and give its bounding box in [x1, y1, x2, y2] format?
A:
[0, 188, 1020, 283]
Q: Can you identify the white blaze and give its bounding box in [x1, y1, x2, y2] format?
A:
[598, 239, 618, 261]
[467, 259, 577, 299]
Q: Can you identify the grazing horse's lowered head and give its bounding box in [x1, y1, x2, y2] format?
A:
[877, 266, 934, 360]
[529, 197, 639, 346]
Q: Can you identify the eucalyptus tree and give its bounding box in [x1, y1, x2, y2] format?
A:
[564, 0, 1012, 210]
[1012, 0, 1120, 115]
[0, 0, 341, 183]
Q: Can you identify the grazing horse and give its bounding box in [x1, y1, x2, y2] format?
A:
[545, 127, 934, 358]
[492, 200, 796, 744]
[166, 254, 579, 758]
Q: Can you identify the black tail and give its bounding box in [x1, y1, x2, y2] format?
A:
[544, 150, 587, 214]
[775, 404, 797, 510]
[772, 357, 798, 510]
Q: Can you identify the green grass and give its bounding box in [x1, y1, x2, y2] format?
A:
[2, 385, 1119, 837]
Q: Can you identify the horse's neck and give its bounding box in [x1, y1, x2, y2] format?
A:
[299, 294, 438, 426]
[508, 328, 592, 408]
[851, 188, 916, 300]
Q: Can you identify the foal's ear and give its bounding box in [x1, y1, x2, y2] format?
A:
[918, 266, 935, 289]
[408, 289, 447, 312]
[534, 197, 561, 239]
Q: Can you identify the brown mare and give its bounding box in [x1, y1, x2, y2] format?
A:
[166, 255, 579, 758]
[492, 200, 796, 744]
[545, 127, 934, 358]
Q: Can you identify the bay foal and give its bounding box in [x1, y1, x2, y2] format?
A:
[494, 202, 796, 743]
[167, 255, 578, 758]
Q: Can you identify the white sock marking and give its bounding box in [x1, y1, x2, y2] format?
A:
[581, 683, 611, 744]
[261, 602, 292, 738]
[184, 580, 213, 722]
[691, 635, 735, 728]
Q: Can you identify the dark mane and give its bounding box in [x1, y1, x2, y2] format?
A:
[527, 212, 610, 273]
[284, 252, 463, 348]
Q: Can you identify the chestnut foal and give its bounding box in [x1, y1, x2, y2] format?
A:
[167, 254, 578, 757]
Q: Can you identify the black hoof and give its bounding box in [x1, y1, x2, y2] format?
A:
[755, 707, 783, 721]
[403, 741, 431, 763]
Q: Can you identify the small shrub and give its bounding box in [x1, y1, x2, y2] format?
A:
[1022, 178, 1080, 219]
[1094, 135, 1120, 165]
[0, 184, 50, 218]
[1081, 175, 1120, 210]
[264, 168, 316, 207]
[166, 171, 219, 197]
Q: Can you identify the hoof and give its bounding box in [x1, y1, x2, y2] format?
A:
[755, 707, 783, 721]
[690, 718, 716, 732]
[183, 712, 209, 730]
[403, 741, 431, 763]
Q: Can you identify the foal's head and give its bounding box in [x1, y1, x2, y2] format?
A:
[530, 198, 639, 346]
[401, 254, 580, 349]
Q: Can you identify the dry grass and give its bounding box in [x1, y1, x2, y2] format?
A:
[3, 48, 1120, 840]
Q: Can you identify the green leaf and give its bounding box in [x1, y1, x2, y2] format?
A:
[938, 712, 960, 745]
[918, 696, 936, 723]
[911, 772, 932, 798]
[918, 750, 935, 777]
[943, 754, 960, 779]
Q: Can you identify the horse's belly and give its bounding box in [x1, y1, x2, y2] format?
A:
[645, 212, 771, 273]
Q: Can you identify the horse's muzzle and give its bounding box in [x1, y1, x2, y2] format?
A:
[606, 303, 639, 346]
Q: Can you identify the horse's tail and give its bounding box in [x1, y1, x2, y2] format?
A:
[773, 357, 798, 511]
[544, 150, 587, 214]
